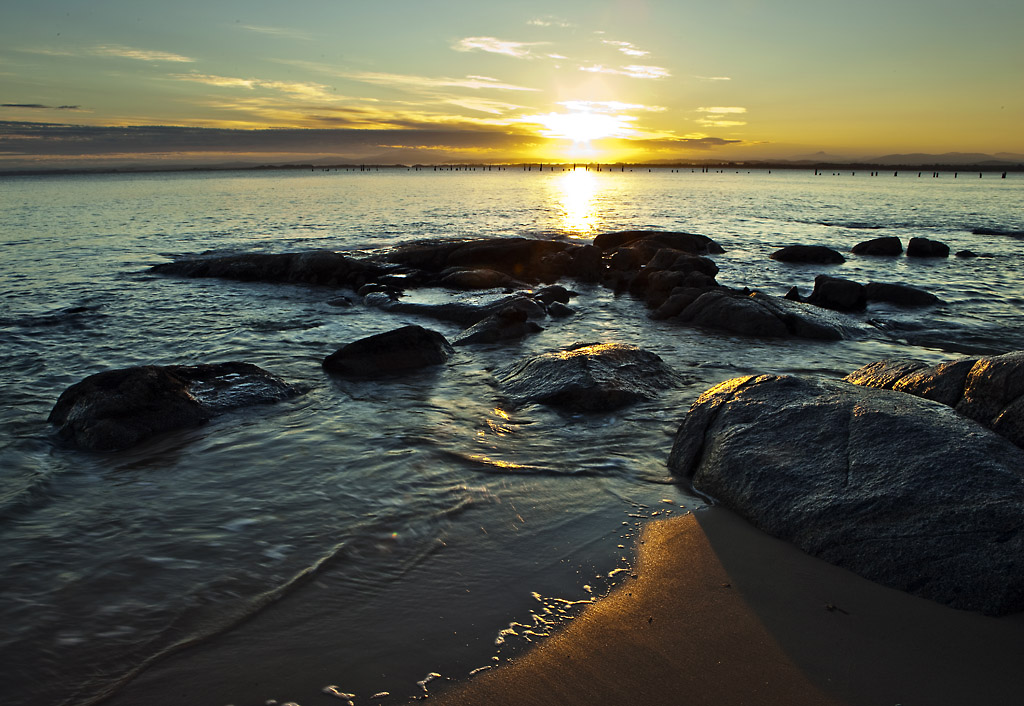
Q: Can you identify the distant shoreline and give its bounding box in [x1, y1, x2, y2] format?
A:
[1, 160, 1021, 179]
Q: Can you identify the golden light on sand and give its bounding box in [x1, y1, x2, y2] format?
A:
[552, 169, 600, 237]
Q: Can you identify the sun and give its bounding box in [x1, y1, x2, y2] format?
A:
[534, 111, 626, 143]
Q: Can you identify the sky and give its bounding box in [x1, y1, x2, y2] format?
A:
[1, 0, 1022, 169]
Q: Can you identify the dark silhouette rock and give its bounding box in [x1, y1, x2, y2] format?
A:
[371, 294, 545, 327]
[844, 351, 1024, 449]
[547, 301, 574, 318]
[567, 245, 604, 282]
[650, 288, 709, 320]
[322, 325, 454, 377]
[592, 230, 724, 255]
[150, 250, 382, 290]
[453, 307, 543, 346]
[677, 290, 860, 340]
[769, 245, 846, 264]
[608, 247, 644, 271]
[381, 237, 571, 284]
[48, 363, 297, 451]
[906, 237, 950, 257]
[805, 275, 866, 311]
[668, 374, 1024, 615]
[438, 268, 526, 290]
[956, 250, 979, 258]
[864, 281, 939, 306]
[497, 343, 684, 412]
[530, 285, 572, 306]
[851, 236, 903, 256]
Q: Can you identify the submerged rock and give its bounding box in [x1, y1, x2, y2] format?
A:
[323, 325, 454, 378]
[453, 307, 543, 346]
[48, 363, 297, 451]
[864, 281, 939, 306]
[769, 245, 846, 264]
[375, 294, 546, 327]
[497, 342, 684, 412]
[804, 275, 866, 311]
[844, 351, 1024, 448]
[668, 374, 1024, 615]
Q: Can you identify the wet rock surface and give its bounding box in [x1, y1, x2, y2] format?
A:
[48, 363, 297, 451]
[675, 290, 863, 340]
[150, 250, 383, 289]
[845, 350, 1024, 448]
[906, 237, 950, 258]
[769, 245, 846, 264]
[322, 325, 454, 378]
[851, 236, 903, 256]
[668, 373, 1024, 615]
[497, 342, 685, 412]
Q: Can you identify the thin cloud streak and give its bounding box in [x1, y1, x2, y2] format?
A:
[602, 40, 650, 57]
[452, 37, 547, 59]
[2, 103, 82, 111]
[239, 25, 314, 41]
[91, 45, 194, 63]
[580, 64, 670, 79]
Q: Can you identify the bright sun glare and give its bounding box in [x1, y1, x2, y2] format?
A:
[530, 111, 631, 145]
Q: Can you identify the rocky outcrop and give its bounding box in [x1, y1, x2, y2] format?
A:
[322, 325, 454, 377]
[49, 363, 297, 451]
[845, 351, 1024, 448]
[371, 294, 546, 327]
[906, 237, 950, 257]
[497, 343, 684, 412]
[668, 374, 1024, 615]
[592, 230, 724, 256]
[675, 290, 863, 340]
[150, 250, 383, 290]
[380, 237, 573, 285]
[851, 236, 903, 256]
[804, 275, 866, 311]
[769, 245, 846, 264]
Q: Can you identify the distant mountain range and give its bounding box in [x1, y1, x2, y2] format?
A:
[790, 151, 1024, 166]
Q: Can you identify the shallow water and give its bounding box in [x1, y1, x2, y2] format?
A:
[1, 167, 1022, 705]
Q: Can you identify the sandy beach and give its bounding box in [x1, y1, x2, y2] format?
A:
[428, 508, 1024, 706]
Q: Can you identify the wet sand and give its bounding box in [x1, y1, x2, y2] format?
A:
[427, 508, 1024, 706]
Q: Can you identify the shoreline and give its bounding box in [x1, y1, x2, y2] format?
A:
[426, 508, 1024, 706]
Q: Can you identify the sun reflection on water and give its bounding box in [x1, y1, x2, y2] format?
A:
[552, 169, 601, 238]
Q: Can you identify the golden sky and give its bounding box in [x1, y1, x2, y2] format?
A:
[2, 0, 1022, 168]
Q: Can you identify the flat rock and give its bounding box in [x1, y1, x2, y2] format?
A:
[48, 363, 297, 451]
[322, 325, 454, 377]
[592, 230, 724, 255]
[380, 237, 571, 284]
[668, 374, 1024, 615]
[676, 290, 861, 340]
[769, 245, 846, 264]
[453, 307, 543, 346]
[864, 281, 939, 306]
[497, 342, 684, 412]
[150, 250, 382, 289]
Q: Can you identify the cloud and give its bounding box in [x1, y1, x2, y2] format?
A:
[452, 37, 547, 59]
[601, 40, 649, 57]
[343, 70, 540, 92]
[445, 97, 525, 115]
[527, 16, 573, 28]
[559, 100, 665, 113]
[698, 106, 747, 114]
[696, 76, 732, 81]
[579, 64, 670, 79]
[172, 74, 258, 89]
[239, 25, 313, 41]
[1, 103, 81, 110]
[91, 45, 194, 63]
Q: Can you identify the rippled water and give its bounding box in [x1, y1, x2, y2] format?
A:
[1, 167, 1022, 706]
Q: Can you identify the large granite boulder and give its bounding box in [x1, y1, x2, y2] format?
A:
[851, 236, 903, 256]
[497, 343, 684, 412]
[150, 250, 382, 289]
[804, 275, 866, 311]
[845, 351, 1024, 448]
[769, 245, 846, 264]
[675, 290, 862, 340]
[49, 363, 297, 451]
[668, 374, 1024, 615]
[322, 325, 454, 377]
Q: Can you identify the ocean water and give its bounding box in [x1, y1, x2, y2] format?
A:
[1, 167, 1022, 706]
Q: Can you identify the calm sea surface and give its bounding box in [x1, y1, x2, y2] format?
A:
[1, 167, 1022, 706]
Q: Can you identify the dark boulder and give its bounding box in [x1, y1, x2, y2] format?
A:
[381, 237, 571, 284]
[150, 250, 382, 290]
[371, 294, 546, 327]
[805, 275, 866, 311]
[955, 250, 979, 258]
[567, 245, 605, 282]
[530, 285, 572, 306]
[668, 374, 1024, 615]
[453, 307, 543, 346]
[592, 230, 724, 255]
[497, 342, 684, 412]
[851, 236, 903, 256]
[323, 325, 454, 377]
[844, 351, 1024, 449]
[769, 245, 846, 264]
[48, 363, 297, 451]
[438, 268, 526, 291]
[864, 281, 939, 306]
[676, 290, 861, 340]
[906, 237, 950, 258]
